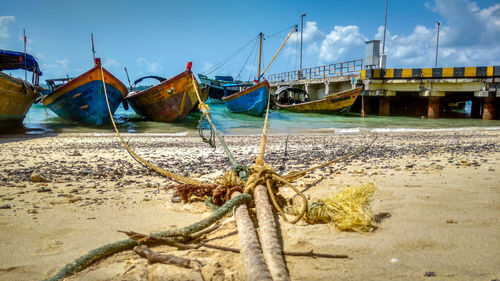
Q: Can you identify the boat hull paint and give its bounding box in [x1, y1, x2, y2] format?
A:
[0, 72, 40, 124]
[276, 86, 362, 114]
[42, 66, 127, 126]
[221, 80, 269, 116]
[126, 70, 199, 123]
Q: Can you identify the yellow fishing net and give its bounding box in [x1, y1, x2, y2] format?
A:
[291, 183, 376, 232]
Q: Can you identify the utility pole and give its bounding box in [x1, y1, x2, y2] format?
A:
[435, 21, 440, 68]
[380, 0, 388, 68]
[382, 0, 388, 54]
[300, 13, 306, 71]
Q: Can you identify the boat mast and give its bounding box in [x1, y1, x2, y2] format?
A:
[23, 29, 27, 81]
[257, 32, 263, 82]
[259, 25, 297, 80]
[91, 33, 96, 63]
[300, 13, 306, 71]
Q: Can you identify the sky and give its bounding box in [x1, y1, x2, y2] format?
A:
[1, 0, 500, 84]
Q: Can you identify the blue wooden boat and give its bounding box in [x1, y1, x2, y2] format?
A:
[0, 49, 42, 126]
[42, 58, 128, 126]
[221, 80, 269, 116]
[221, 28, 296, 116]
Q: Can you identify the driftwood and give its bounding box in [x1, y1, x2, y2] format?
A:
[232, 191, 273, 281]
[44, 194, 251, 281]
[254, 184, 290, 281]
[122, 230, 349, 259]
[133, 245, 201, 269]
[118, 230, 198, 250]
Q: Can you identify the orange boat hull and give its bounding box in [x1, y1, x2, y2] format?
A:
[126, 70, 200, 122]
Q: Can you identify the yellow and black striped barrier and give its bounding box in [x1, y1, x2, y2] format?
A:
[361, 66, 500, 79]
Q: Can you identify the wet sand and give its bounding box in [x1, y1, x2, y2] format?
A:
[0, 130, 499, 280]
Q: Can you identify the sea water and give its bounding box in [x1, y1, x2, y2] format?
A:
[5, 99, 500, 135]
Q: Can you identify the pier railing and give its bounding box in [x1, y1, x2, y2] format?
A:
[267, 59, 363, 82]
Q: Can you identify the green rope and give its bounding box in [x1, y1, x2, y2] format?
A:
[44, 193, 252, 281]
[198, 106, 249, 180]
[204, 196, 219, 211]
[198, 113, 216, 148]
[192, 76, 249, 180]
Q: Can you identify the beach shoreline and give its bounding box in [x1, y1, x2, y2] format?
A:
[0, 130, 499, 280]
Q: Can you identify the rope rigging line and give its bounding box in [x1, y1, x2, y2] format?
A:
[236, 37, 259, 81]
[202, 34, 259, 76]
[259, 25, 297, 80]
[247, 38, 260, 82]
[99, 66, 203, 186]
[266, 24, 298, 39]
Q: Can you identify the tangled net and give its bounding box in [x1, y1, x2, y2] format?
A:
[286, 183, 376, 232]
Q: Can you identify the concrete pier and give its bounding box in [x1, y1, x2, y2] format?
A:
[427, 97, 440, 118]
[379, 97, 390, 116]
[483, 96, 496, 120]
[268, 64, 500, 120]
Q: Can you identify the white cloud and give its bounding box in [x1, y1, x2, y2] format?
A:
[136, 56, 163, 74]
[103, 58, 121, 69]
[290, 21, 324, 44]
[40, 58, 71, 77]
[0, 15, 15, 40]
[201, 61, 213, 73]
[276, 0, 500, 73]
[319, 25, 367, 64]
[380, 0, 500, 67]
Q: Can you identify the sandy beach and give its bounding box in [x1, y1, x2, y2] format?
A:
[0, 130, 499, 280]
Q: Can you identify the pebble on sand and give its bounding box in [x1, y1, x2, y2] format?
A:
[30, 172, 47, 183]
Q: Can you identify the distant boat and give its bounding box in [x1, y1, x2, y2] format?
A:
[0, 49, 42, 126]
[222, 80, 270, 116]
[126, 62, 203, 122]
[275, 86, 362, 114]
[273, 86, 309, 105]
[42, 58, 128, 126]
[222, 27, 297, 116]
[198, 74, 242, 101]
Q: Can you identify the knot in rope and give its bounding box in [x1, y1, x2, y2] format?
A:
[198, 102, 210, 111]
[243, 164, 275, 194]
[244, 164, 308, 224]
[234, 164, 250, 181]
[214, 170, 246, 189]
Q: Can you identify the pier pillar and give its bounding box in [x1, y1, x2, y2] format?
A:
[361, 95, 370, 117]
[427, 97, 440, 119]
[471, 98, 481, 118]
[304, 83, 310, 94]
[324, 82, 330, 96]
[482, 97, 496, 120]
[379, 97, 390, 116]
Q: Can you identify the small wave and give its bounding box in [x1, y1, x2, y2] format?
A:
[371, 127, 500, 133]
[296, 126, 500, 135]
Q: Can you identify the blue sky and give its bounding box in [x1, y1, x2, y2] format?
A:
[1, 0, 499, 84]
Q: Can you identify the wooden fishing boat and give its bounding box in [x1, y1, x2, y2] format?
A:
[221, 80, 270, 116]
[0, 49, 42, 126]
[125, 62, 201, 122]
[222, 27, 297, 116]
[191, 84, 210, 113]
[275, 86, 363, 114]
[42, 58, 127, 126]
[198, 74, 242, 101]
